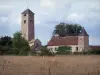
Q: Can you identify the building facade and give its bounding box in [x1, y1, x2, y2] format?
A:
[47, 28, 90, 53]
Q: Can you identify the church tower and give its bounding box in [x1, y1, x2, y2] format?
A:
[78, 27, 89, 52]
[21, 8, 35, 42]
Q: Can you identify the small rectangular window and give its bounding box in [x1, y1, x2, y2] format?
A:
[24, 20, 26, 23]
[24, 14, 26, 16]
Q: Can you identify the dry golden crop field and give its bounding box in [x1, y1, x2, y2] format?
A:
[0, 55, 100, 75]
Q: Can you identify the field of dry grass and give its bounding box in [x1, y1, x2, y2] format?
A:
[0, 55, 100, 75]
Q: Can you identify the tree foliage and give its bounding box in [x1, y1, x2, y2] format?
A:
[56, 46, 72, 54]
[53, 22, 82, 37]
[0, 36, 12, 55]
[88, 49, 100, 55]
[0, 36, 12, 46]
[12, 32, 30, 55]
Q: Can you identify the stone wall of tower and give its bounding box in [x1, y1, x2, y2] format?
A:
[84, 36, 89, 46]
[21, 13, 34, 42]
[78, 36, 89, 51]
[21, 14, 29, 41]
[28, 13, 34, 41]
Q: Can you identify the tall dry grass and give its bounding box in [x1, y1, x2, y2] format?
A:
[0, 55, 100, 75]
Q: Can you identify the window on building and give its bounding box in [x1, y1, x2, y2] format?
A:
[24, 20, 26, 24]
[76, 47, 78, 51]
[24, 14, 26, 16]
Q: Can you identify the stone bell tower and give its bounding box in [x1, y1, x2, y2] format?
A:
[21, 8, 35, 42]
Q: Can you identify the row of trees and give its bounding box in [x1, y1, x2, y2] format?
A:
[0, 32, 55, 56]
[53, 22, 82, 37]
[0, 32, 30, 55]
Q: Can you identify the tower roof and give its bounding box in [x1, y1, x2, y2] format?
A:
[21, 8, 34, 14]
[79, 27, 89, 36]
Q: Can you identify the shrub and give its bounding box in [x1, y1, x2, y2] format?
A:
[56, 46, 72, 54]
[73, 52, 82, 55]
[0, 46, 10, 55]
[40, 46, 55, 56]
[0, 36, 12, 55]
[12, 32, 30, 56]
[28, 51, 37, 56]
[89, 49, 100, 55]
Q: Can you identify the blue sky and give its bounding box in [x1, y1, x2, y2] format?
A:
[0, 0, 100, 45]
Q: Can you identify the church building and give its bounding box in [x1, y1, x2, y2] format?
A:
[21, 8, 41, 51]
[47, 27, 90, 53]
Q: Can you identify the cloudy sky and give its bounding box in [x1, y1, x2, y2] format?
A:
[0, 0, 100, 45]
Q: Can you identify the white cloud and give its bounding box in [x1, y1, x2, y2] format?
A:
[8, 12, 21, 25]
[40, 0, 54, 8]
[0, 16, 8, 23]
[0, 5, 14, 8]
[67, 13, 85, 22]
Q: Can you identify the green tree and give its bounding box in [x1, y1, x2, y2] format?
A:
[56, 46, 72, 54]
[53, 22, 82, 37]
[0, 36, 12, 46]
[0, 36, 12, 55]
[53, 23, 66, 37]
[12, 32, 30, 55]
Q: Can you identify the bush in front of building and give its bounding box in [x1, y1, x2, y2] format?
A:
[40, 46, 55, 56]
[87, 49, 100, 55]
[0, 46, 11, 55]
[73, 49, 100, 55]
[56, 46, 72, 54]
[72, 52, 83, 55]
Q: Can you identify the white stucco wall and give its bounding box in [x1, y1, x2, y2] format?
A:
[47, 46, 58, 53]
[69, 45, 78, 53]
[47, 45, 83, 53]
[47, 45, 90, 53]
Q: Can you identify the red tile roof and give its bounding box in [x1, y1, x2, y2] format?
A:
[90, 46, 100, 50]
[47, 36, 78, 46]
